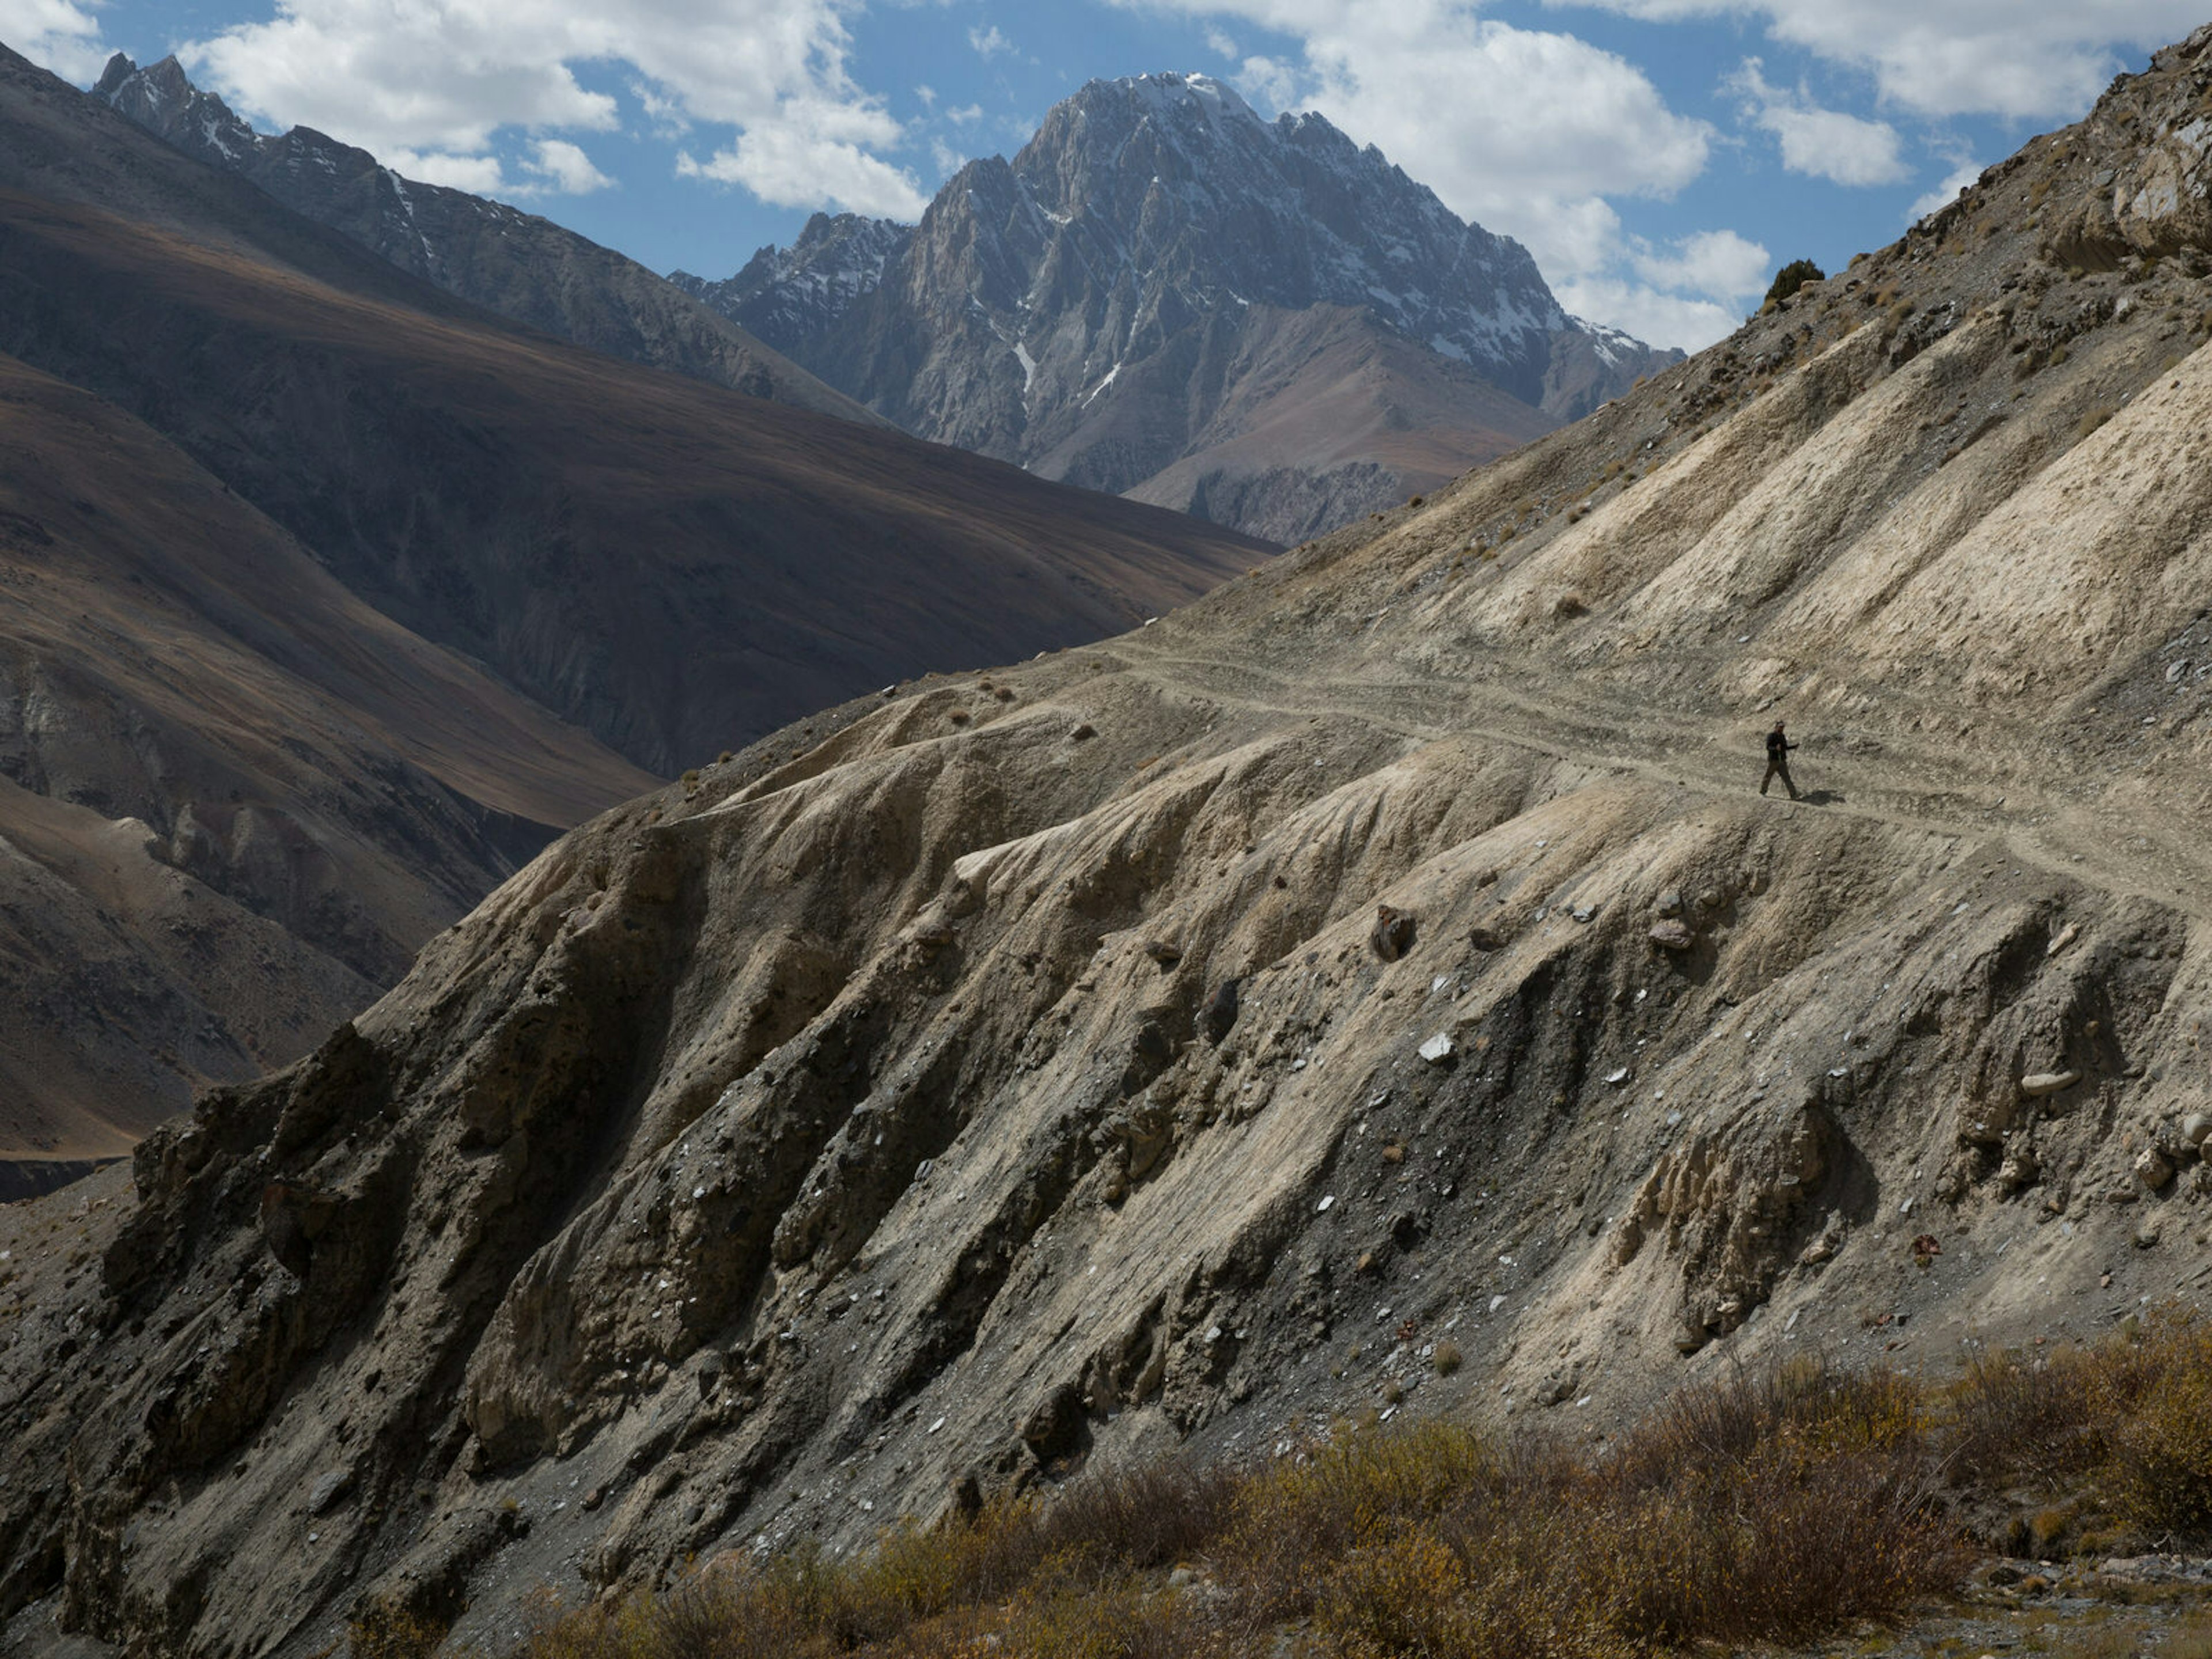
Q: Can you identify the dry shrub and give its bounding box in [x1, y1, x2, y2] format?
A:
[952, 1457, 1240, 1599]
[1317, 1516, 1630, 1659]
[507, 1352, 2024, 1659]
[1611, 1357, 1921, 1488]
[2101, 1310, 2212, 1540]
[1225, 1420, 1505, 1622]
[347, 1608, 449, 1659]
[1945, 1345, 2104, 1484]
[994, 1570, 1225, 1659]
[1597, 1441, 1965, 1645]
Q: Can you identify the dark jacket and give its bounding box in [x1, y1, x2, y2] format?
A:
[1766, 729, 1796, 759]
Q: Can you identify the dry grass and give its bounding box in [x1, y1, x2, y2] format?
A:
[487, 1312, 2212, 1659]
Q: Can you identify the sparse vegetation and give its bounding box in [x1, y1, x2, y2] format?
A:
[1764, 257, 1825, 308]
[2077, 403, 2119, 439]
[493, 1312, 2212, 1659]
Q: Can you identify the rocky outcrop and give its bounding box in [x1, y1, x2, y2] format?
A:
[673, 212, 914, 358]
[92, 54, 877, 425]
[14, 24, 2212, 1659]
[690, 73, 1678, 539]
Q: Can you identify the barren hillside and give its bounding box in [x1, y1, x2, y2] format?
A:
[7, 24, 2212, 1658]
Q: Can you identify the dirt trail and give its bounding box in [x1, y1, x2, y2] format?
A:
[1113, 638, 2212, 917]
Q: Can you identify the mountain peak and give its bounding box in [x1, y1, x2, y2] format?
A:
[1102, 69, 1266, 127]
[93, 51, 136, 99]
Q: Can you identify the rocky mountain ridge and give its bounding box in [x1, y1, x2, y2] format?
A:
[92, 53, 876, 425]
[9, 22, 2212, 1659]
[681, 73, 1677, 541]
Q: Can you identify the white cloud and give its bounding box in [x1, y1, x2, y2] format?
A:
[1728, 58, 1907, 186]
[1205, 25, 1240, 58]
[526, 138, 614, 195]
[1548, 228, 1769, 349]
[384, 150, 512, 195]
[1551, 1, 2211, 119]
[946, 103, 984, 126]
[677, 118, 926, 216]
[1908, 157, 1983, 223]
[1554, 275, 1744, 352]
[1, 0, 109, 81]
[969, 24, 1014, 59]
[1631, 228, 1771, 304]
[915, 84, 938, 108]
[181, 0, 927, 219]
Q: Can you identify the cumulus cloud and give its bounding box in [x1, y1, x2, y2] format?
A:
[1630, 228, 1771, 305]
[969, 24, 1013, 59]
[1554, 276, 1744, 353]
[1551, 1, 2210, 119]
[677, 122, 926, 215]
[1728, 58, 1907, 186]
[526, 138, 615, 194]
[1908, 156, 1984, 223]
[1, 0, 109, 81]
[1549, 227, 1770, 349]
[384, 149, 511, 195]
[180, 0, 928, 219]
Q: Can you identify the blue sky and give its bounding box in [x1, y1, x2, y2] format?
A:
[14, 1, 2209, 348]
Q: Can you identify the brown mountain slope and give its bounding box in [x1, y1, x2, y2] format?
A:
[1119, 304, 1558, 540]
[0, 347, 656, 1162]
[10, 24, 2212, 1659]
[0, 47, 1268, 775]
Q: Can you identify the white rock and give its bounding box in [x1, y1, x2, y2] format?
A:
[1316, 1195, 1336, 1213]
[2019, 1070, 2080, 1097]
[1418, 1033, 1455, 1064]
[2136, 1146, 2175, 1190]
[2182, 1112, 2212, 1147]
[2046, 922, 2081, 957]
[1604, 1067, 1630, 1086]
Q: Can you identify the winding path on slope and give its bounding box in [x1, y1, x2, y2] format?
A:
[1104, 638, 2212, 920]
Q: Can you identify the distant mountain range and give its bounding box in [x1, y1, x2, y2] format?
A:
[674, 74, 1680, 540]
[94, 59, 1676, 546]
[92, 52, 876, 425]
[0, 44, 1262, 1165]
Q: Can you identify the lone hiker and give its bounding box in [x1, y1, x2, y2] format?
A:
[1761, 719, 1800, 800]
